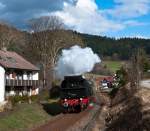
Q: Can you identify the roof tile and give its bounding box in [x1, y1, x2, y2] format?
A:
[0, 50, 39, 71]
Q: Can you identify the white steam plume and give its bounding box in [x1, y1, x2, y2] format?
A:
[55, 45, 101, 79]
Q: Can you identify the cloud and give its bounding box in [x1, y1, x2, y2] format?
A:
[0, 0, 149, 36]
[0, 2, 5, 9]
[49, 0, 149, 35]
[106, 0, 150, 19]
[123, 20, 149, 26]
[0, 0, 75, 28]
[51, 0, 125, 34]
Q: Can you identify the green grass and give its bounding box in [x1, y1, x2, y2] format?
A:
[0, 103, 51, 131]
[103, 61, 124, 73]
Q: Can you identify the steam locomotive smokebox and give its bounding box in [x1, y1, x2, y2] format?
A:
[60, 75, 93, 99]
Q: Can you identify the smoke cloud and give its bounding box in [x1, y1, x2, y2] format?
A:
[55, 45, 101, 79]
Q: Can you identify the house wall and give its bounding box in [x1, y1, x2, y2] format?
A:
[22, 71, 39, 80]
[0, 66, 5, 102]
[33, 72, 39, 80]
[23, 72, 28, 80]
[4, 70, 39, 98]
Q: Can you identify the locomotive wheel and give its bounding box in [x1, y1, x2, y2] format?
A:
[67, 107, 72, 113]
[81, 104, 88, 110]
[63, 107, 68, 113]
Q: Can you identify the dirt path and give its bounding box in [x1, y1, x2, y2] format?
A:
[32, 106, 100, 131]
[32, 111, 88, 131]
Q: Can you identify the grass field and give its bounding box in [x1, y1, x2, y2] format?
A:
[103, 61, 124, 73]
[0, 101, 61, 131]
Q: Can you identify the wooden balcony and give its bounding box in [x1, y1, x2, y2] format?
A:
[6, 79, 39, 87]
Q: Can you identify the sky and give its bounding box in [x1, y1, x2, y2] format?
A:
[0, 0, 150, 38]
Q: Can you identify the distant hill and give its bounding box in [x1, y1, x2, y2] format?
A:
[80, 33, 150, 60]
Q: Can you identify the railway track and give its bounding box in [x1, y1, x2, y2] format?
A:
[32, 105, 100, 131]
[82, 105, 101, 131]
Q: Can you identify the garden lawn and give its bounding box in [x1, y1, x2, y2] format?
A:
[0, 103, 51, 131]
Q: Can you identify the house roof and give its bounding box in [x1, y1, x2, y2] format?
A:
[0, 50, 39, 71]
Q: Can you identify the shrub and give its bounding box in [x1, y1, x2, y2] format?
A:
[39, 89, 50, 101]
[108, 67, 128, 98]
[49, 85, 60, 99]
[21, 95, 29, 102]
[108, 87, 119, 98]
[30, 95, 39, 102]
[8, 95, 40, 105]
[8, 95, 25, 105]
[116, 67, 128, 86]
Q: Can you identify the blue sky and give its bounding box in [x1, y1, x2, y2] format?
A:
[96, 0, 115, 9]
[0, 0, 150, 38]
[95, 0, 150, 38]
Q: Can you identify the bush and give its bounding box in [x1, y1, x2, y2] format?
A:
[22, 95, 29, 102]
[116, 67, 128, 86]
[8, 95, 28, 105]
[52, 79, 61, 86]
[39, 89, 50, 101]
[108, 87, 119, 98]
[8, 95, 40, 105]
[30, 95, 39, 102]
[108, 67, 127, 98]
[49, 85, 60, 99]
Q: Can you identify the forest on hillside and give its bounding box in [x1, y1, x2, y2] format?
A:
[80, 33, 150, 60]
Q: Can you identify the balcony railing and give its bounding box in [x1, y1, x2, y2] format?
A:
[6, 79, 39, 87]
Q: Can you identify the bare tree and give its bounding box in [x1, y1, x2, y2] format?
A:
[128, 48, 147, 90]
[0, 22, 23, 50]
[28, 16, 64, 32]
[27, 16, 83, 88]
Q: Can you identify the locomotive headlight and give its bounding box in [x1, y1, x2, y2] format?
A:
[64, 99, 67, 102]
[80, 98, 83, 101]
[63, 102, 68, 107]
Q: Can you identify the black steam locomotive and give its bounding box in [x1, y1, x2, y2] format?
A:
[60, 75, 94, 112]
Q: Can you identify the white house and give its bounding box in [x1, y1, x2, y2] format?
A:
[0, 50, 40, 103]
